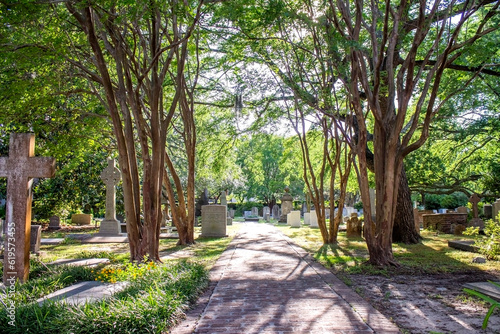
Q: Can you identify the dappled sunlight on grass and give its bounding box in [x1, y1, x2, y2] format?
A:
[278, 225, 500, 275]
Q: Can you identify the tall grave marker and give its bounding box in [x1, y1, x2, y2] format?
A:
[0, 133, 55, 284]
[98, 159, 122, 235]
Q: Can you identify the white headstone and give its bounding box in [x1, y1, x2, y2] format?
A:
[288, 211, 301, 227]
[263, 206, 270, 218]
[251, 207, 259, 216]
[220, 191, 227, 206]
[310, 210, 319, 228]
[201, 205, 227, 237]
[304, 212, 311, 225]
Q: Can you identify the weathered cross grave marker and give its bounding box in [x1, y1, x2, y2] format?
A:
[98, 159, 122, 235]
[0, 133, 55, 284]
[468, 193, 484, 230]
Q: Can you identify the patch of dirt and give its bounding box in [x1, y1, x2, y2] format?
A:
[348, 271, 500, 334]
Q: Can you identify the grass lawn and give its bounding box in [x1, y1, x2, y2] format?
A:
[0, 224, 241, 334]
[275, 224, 500, 276]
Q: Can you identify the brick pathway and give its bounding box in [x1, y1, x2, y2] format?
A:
[171, 222, 400, 334]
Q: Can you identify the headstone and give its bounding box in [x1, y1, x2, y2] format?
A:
[251, 207, 259, 216]
[494, 199, 500, 222]
[483, 204, 493, 219]
[325, 208, 330, 219]
[438, 208, 447, 214]
[226, 217, 233, 226]
[244, 211, 252, 219]
[279, 188, 293, 223]
[469, 194, 481, 218]
[228, 209, 235, 219]
[0, 133, 55, 284]
[48, 215, 61, 230]
[72, 214, 92, 225]
[263, 206, 270, 219]
[201, 205, 227, 237]
[304, 212, 311, 225]
[220, 191, 227, 206]
[30, 225, 42, 254]
[369, 188, 376, 220]
[97, 159, 122, 235]
[309, 210, 319, 228]
[468, 193, 484, 230]
[456, 206, 468, 214]
[454, 224, 466, 236]
[195, 188, 209, 217]
[301, 202, 307, 216]
[346, 213, 362, 238]
[272, 205, 280, 220]
[287, 211, 301, 227]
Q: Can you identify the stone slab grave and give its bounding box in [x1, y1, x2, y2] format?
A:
[201, 205, 227, 237]
[48, 258, 110, 267]
[272, 204, 280, 220]
[37, 280, 128, 306]
[463, 281, 500, 301]
[448, 240, 480, 253]
[98, 159, 122, 236]
[287, 210, 301, 227]
[0, 133, 55, 284]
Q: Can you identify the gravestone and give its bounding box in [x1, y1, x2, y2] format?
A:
[220, 191, 227, 206]
[48, 215, 61, 230]
[456, 206, 468, 214]
[304, 212, 311, 225]
[287, 211, 301, 227]
[483, 204, 493, 219]
[201, 205, 227, 237]
[0, 133, 55, 284]
[228, 209, 235, 219]
[244, 211, 252, 219]
[325, 208, 330, 219]
[30, 225, 42, 254]
[493, 199, 500, 222]
[301, 202, 307, 216]
[369, 188, 376, 220]
[279, 188, 293, 223]
[309, 210, 319, 228]
[272, 204, 280, 220]
[263, 207, 270, 220]
[72, 214, 92, 225]
[195, 188, 209, 217]
[346, 213, 362, 238]
[468, 193, 484, 230]
[227, 217, 233, 225]
[98, 159, 122, 235]
[251, 207, 259, 216]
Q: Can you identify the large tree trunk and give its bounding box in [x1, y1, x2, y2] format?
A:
[366, 150, 420, 244]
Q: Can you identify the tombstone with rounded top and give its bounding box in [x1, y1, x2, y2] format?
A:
[309, 210, 319, 228]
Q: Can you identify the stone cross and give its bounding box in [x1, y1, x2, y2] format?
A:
[469, 193, 481, 219]
[100, 159, 121, 221]
[0, 133, 55, 284]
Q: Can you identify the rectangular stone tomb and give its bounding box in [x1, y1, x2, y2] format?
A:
[463, 282, 500, 301]
[423, 213, 467, 233]
[71, 214, 92, 225]
[37, 281, 128, 306]
[287, 211, 301, 227]
[448, 240, 479, 253]
[201, 205, 227, 237]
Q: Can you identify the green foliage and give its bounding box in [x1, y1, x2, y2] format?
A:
[464, 281, 500, 329]
[424, 192, 468, 210]
[473, 217, 500, 260]
[0, 261, 208, 334]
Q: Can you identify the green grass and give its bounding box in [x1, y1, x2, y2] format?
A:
[0, 223, 241, 333]
[277, 225, 500, 275]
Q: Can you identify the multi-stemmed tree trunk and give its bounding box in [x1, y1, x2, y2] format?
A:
[332, 0, 499, 266]
[64, 1, 203, 259]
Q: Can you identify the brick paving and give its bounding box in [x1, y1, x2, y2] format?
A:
[171, 222, 400, 334]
